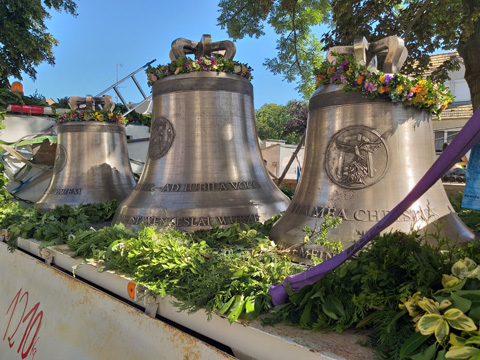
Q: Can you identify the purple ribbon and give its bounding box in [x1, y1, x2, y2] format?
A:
[270, 107, 480, 306]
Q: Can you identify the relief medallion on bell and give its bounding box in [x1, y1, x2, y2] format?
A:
[325, 126, 389, 189]
[148, 116, 175, 160]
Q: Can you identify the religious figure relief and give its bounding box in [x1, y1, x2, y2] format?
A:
[148, 116, 175, 160]
[326, 126, 389, 189]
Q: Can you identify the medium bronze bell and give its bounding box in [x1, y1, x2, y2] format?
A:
[113, 35, 290, 230]
[269, 37, 474, 262]
[36, 96, 136, 210]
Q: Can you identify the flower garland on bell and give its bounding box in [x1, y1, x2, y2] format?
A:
[146, 54, 253, 86]
[56, 110, 129, 126]
[314, 53, 454, 118]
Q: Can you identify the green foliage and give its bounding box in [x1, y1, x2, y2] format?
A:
[217, 0, 330, 98]
[114, 104, 152, 128]
[265, 231, 480, 359]
[66, 219, 303, 323]
[449, 192, 480, 232]
[280, 185, 295, 199]
[0, 201, 119, 249]
[255, 103, 290, 140]
[52, 96, 70, 108]
[22, 90, 48, 107]
[398, 258, 480, 359]
[0, 0, 78, 87]
[255, 100, 306, 144]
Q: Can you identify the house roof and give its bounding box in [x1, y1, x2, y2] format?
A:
[422, 51, 463, 78]
[433, 103, 473, 121]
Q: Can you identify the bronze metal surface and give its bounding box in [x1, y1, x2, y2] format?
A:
[113, 72, 290, 230]
[36, 122, 136, 210]
[269, 85, 474, 262]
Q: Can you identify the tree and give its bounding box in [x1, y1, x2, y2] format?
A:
[255, 101, 307, 144]
[255, 103, 290, 140]
[0, 0, 78, 87]
[217, 0, 330, 98]
[282, 99, 307, 143]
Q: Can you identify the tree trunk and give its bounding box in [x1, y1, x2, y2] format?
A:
[458, 0, 480, 112]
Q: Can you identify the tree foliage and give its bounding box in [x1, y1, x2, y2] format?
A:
[217, 0, 330, 99]
[255, 100, 307, 144]
[0, 0, 78, 87]
[283, 99, 307, 142]
[255, 103, 290, 141]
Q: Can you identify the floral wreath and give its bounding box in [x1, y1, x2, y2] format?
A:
[57, 110, 129, 126]
[146, 55, 253, 86]
[314, 53, 454, 118]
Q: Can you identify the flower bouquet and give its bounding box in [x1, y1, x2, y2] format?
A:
[314, 53, 454, 118]
[146, 55, 253, 86]
[57, 110, 129, 126]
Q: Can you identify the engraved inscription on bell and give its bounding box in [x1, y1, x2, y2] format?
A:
[148, 116, 175, 160]
[326, 126, 388, 189]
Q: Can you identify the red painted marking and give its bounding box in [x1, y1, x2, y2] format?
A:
[9, 105, 44, 115]
[3, 289, 43, 360]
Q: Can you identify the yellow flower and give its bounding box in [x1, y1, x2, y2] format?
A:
[395, 85, 403, 94]
[378, 86, 385, 94]
[379, 74, 385, 83]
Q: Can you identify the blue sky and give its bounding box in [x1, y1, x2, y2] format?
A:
[16, 0, 312, 109]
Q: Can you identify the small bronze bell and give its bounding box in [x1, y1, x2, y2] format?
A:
[36, 95, 136, 210]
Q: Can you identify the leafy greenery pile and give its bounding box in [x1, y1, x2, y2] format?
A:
[1, 201, 118, 249]
[450, 192, 480, 233]
[1, 192, 480, 359]
[73, 222, 302, 322]
[0, 202, 306, 322]
[265, 230, 480, 359]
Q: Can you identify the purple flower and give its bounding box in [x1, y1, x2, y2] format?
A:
[340, 61, 350, 70]
[340, 74, 347, 83]
[405, 91, 414, 99]
[384, 74, 393, 84]
[184, 63, 190, 68]
[364, 80, 377, 92]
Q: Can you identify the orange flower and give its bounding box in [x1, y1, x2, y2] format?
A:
[357, 76, 364, 84]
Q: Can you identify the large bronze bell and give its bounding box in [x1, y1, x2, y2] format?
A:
[269, 37, 474, 262]
[36, 96, 136, 210]
[113, 35, 290, 230]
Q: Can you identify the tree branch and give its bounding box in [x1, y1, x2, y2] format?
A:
[290, 0, 308, 84]
[403, 0, 432, 43]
